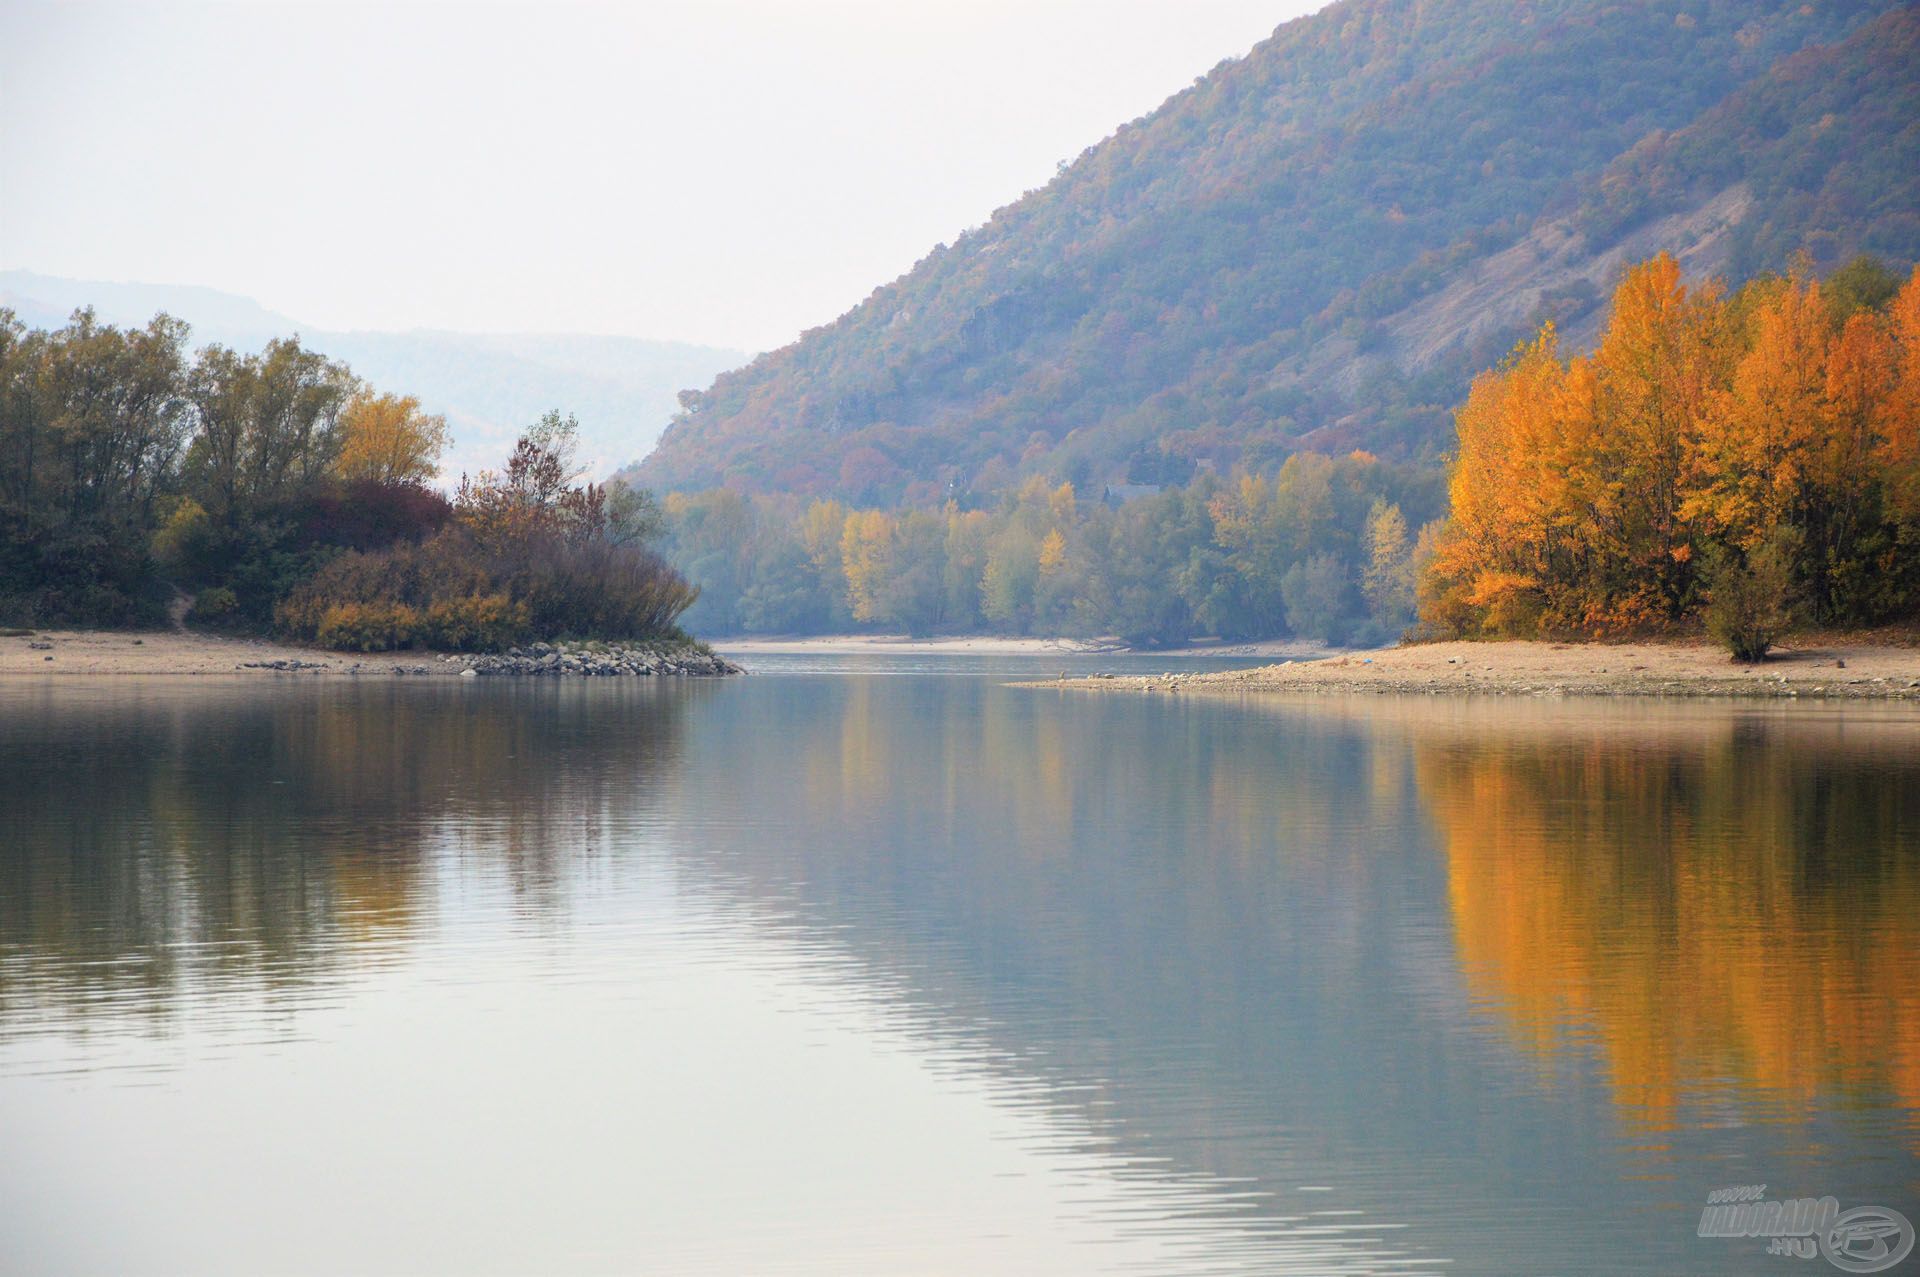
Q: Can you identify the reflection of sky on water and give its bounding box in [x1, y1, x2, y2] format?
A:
[1, 672, 1915, 1274]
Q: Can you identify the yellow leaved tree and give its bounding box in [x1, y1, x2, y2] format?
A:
[335, 390, 449, 486]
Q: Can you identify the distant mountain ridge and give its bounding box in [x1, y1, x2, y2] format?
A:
[632, 0, 1920, 503]
[0, 270, 748, 482]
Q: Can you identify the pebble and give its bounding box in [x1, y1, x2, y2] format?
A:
[447, 640, 742, 679]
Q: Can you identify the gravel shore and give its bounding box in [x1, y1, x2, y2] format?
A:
[1024, 638, 1920, 700]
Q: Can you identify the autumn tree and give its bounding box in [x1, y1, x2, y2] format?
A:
[1362, 499, 1415, 631]
[839, 509, 896, 624]
[335, 390, 449, 486]
[184, 337, 356, 529]
[454, 411, 652, 552]
[0, 309, 193, 623]
[1423, 254, 1920, 648]
[1421, 325, 1599, 635]
[1682, 274, 1830, 555]
[1879, 266, 1920, 520]
[1585, 253, 1732, 623]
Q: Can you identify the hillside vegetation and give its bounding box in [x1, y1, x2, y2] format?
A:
[633, 0, 1920, 504]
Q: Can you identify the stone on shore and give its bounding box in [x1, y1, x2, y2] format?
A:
[445, 640, 743, 679]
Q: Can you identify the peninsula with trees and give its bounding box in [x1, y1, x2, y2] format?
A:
[0, 309, 731, 675]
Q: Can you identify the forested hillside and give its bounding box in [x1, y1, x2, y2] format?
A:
[633, 0, 1920, 503]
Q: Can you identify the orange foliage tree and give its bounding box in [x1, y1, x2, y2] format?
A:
[1422, 255, 1920, 639]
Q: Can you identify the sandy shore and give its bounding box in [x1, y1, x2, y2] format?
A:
[0, 629, 734, 677]
[0, 627, 475, 676]
[1026, 638, 1920, 700]
[12, 627, 1918, 697]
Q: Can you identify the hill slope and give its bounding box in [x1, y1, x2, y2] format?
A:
[0, 271, 748, 482]
[632, 0, 1920, 503]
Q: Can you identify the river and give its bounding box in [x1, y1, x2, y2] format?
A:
[2, 657, 1915, 1274]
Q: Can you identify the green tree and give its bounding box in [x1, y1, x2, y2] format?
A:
[878, 510, 948, 636]
[981, 525, 1039, 631]
[1282, 552, 1352, 644]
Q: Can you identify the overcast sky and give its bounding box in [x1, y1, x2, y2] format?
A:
[1, 1, 1326, 353]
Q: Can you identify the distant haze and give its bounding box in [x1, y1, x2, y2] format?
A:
[0, 270, 746, 482]
[0, 1, 1320, 354]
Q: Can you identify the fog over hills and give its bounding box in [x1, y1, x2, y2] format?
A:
[0, 270, 748, 483]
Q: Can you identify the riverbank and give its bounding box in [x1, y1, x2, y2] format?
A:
[0, 628, 740, 677]
[1025, 638, 1920, 700]
[712, 634, 1335, 659]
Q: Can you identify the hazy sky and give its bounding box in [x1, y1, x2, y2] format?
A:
[1, 1, 1326, 353]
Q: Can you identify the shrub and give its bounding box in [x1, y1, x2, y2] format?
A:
[151, 499, 211, 573]
[297, 480, 452, 554]
[276, 523, 696, 652]
[424, 594, 528, 650]
[187, 586, 240, 625]
[0, 513, 171, 628]
[315, 601, 425, 651]
[1704, 531, 1799, 662]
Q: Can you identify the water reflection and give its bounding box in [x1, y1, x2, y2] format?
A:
[1, 674, 1915, 1275]
[0, 680, 690, 1032]
[1405, 701, 1920, 1138]
[663, 683, 1920, 1269]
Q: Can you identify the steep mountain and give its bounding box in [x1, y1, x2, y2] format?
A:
[0, 271, 748, 482]
[632, 0, 1920, 504]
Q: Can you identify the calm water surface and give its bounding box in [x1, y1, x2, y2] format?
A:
[1, 659, 1916, 1274]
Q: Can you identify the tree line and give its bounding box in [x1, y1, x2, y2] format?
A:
[0, 308, 693, 647]
[660, 453, 1443, 647]
[1420, 254, 1920, 657]
[660, 252, 1918, 656]
[17, 249, 1910, 658]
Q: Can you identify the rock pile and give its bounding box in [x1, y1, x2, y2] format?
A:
[438, 641, 741, 678]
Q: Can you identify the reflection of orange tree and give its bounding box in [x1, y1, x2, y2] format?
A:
[1411, 707, 1920, 1133]
[712, 684, 1920, 1144]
